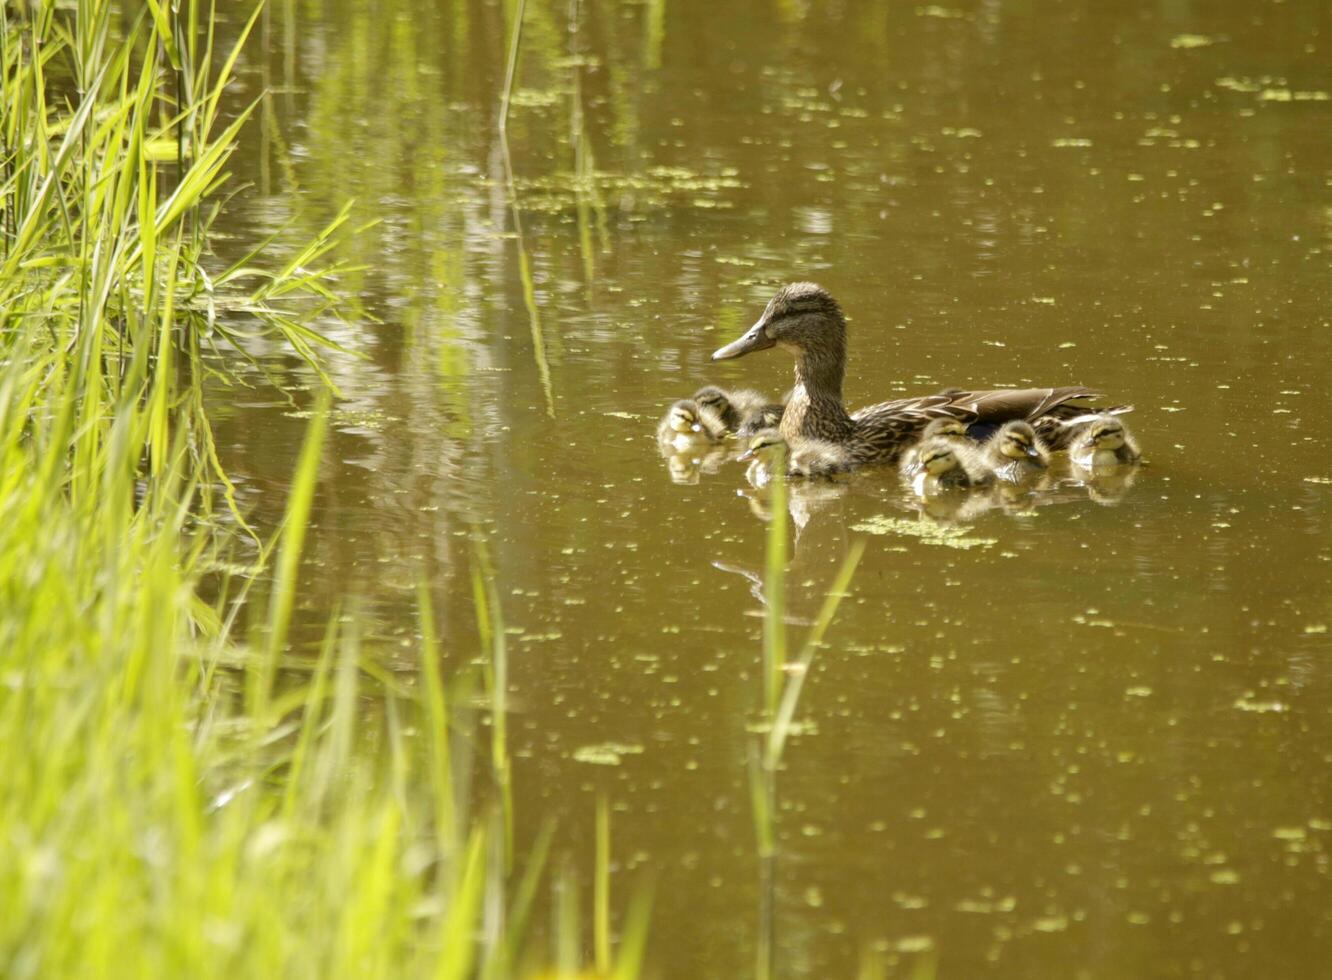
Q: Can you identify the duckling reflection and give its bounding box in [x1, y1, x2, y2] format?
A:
[656, 399, 722, 452]
[692, 385, 782, 437]
[737, 428, 853, 489]
[980, 421, 1050, 483]
[906, 483, 1000, 523]
[1081, 464, 1141, 506]
[1069, 414, 1142, 470]
[899, 418, 976, 479]
[664, 445, 730, 485]
[737, 477, 849, 532]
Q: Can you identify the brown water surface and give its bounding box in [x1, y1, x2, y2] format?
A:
[210, 0, 1331, 975]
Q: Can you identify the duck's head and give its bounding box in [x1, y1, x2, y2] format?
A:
[922, 417, 969, 440]
[692, 386, 732, 417]
[665, 400, 704, 435]
[996, 421, 1042, 460]
[1084, 416, 1126, 451]
[737, 428, 787, 463]
[919, 440, 962, 476]
[712, 282, 845, 362]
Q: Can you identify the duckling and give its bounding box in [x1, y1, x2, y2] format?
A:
[735, 401, 785, 439]
[737, 428, 852, 489]
[898, 417, 974, 478]
[656, 399, 721, 452]
[693, 385, 784, 436]
[907, 438, 991, 496]
[980, 421, 1050, 483]
[1069, 414, 1141, 469]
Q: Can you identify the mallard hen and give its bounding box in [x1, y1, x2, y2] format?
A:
[712, 282, 1123, 468]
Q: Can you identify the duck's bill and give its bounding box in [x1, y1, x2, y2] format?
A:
[1025, 445, 1041, 458]
[737, 448, 756, 462]
[711, 320, 775, 361]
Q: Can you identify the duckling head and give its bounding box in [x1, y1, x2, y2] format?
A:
[996, 421, 1042, 460]
[692, 386, 731, 416]
[711, 282, 845, 362]
[1085, 417, 1126, 451]
[737, 428, 787, 464]
[922, 417, 969, 440]
[665, 400, 704, 435]
[920, 442, 961, 476]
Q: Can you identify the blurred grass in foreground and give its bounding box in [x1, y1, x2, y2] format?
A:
[0, 2, 646, 976]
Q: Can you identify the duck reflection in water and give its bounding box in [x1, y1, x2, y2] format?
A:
[663, 445, 730, 485]
[1079, 463, 1142, 506]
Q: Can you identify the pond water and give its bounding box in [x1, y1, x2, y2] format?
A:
[208, 0, 1331, 975]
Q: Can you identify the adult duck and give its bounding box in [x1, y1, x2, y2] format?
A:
[712, 282, 1120, 467]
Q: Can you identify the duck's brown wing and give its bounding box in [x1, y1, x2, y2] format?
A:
[848, 387, 1126, 460]
[850, 393, 957, 427]
[850, 387, 1104, 427]
[942, 386, 1103, 421]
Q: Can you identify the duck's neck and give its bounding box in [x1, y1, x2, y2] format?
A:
[781, 340, 854, 442]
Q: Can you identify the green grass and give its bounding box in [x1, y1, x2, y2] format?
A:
[0, 3, 647, 977]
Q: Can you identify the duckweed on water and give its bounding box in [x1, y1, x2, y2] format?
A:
[573, 743, 647, 766]
[850, 516, 998, 550]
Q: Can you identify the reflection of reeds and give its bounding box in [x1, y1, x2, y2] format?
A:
[470, 535, 514, 864]
[749, 460, 866, 978]
[497, 0, 556, 417]
[763, 459, 790, 716]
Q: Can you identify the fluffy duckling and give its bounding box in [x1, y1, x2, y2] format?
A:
[981, 421, 1050, 483]
[737, 428, 852, 489]
[899, 417, 974, 478]
[1069, 414, 1141, 469]
[907, 437, 990, 496]
[736, 402, 785, 439]
[656, 399, 722, 452]
[693, 385, 783, 436]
